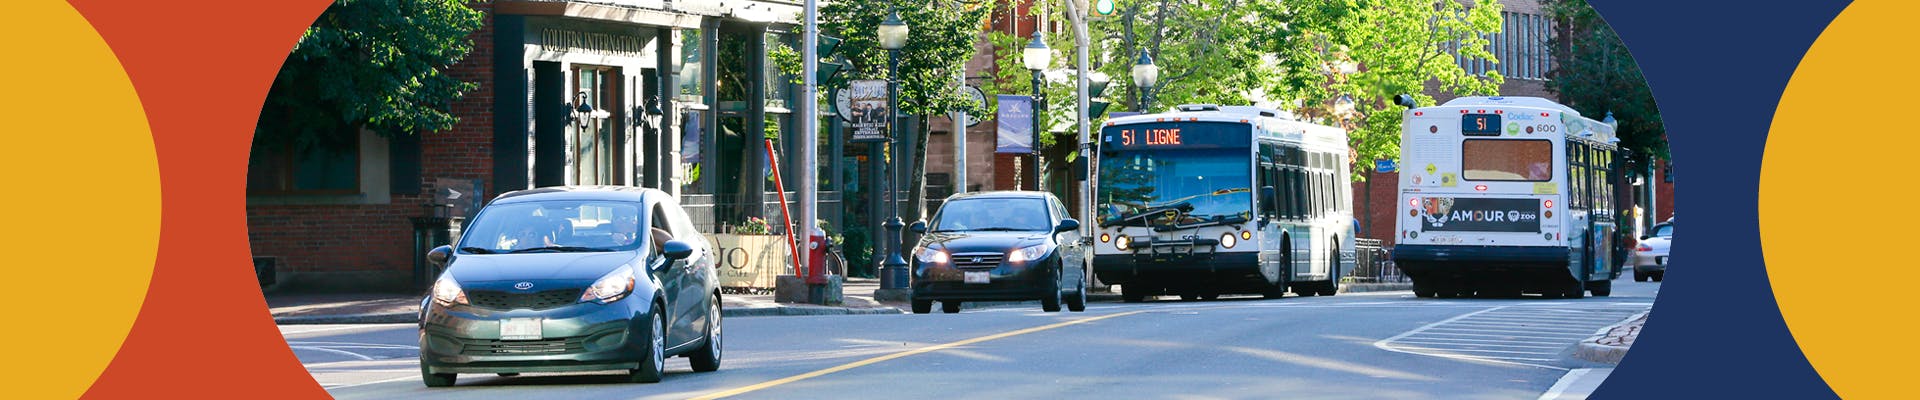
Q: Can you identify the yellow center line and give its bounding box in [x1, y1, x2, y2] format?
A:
[688, 310, 1149, 400]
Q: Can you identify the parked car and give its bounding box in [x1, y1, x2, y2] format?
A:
[419, 186, 721, 387]
[1632, 221, 1673, 282]
[907, 191, 1089, 314]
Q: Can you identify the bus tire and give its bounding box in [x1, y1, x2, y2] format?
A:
[1262, 282, 1289, 299]
[1122, 284, 1150, 303]
[1317, 248, 1341, 296]
[1588, 280, 1612, 297]
[1565, 280, 1587, 299]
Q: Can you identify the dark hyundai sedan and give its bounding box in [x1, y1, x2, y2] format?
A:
[418, 186, 721, 387]
[908, 191, 1088, 314]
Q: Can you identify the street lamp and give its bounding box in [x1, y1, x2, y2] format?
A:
[877, 8, 910, 290]
[1022, 31, 1050, 191]
[1131, 51, 1157, 112]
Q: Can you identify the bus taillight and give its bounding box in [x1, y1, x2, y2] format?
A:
[1408, 197, 1419, 207]
[1544, 199, 1554, 209]
[1474, 185, 1488, 191]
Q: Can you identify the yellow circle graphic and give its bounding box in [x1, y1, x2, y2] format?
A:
[0, 1, 160, 398]
[1764, 1, 1915, 397]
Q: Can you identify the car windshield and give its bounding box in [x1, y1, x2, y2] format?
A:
[1653, 223, 1673, 238]
[930, 198, 1050, 232]
[1097, 148, 1253, 231]
[457, 200, 643, 254]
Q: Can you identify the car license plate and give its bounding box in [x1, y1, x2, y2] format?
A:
[964, 271, 990, 284]
[1656, 256, 1666, 266]
[501, 318, 542, 341]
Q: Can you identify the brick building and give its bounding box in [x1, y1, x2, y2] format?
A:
[248, 0, 835, 292]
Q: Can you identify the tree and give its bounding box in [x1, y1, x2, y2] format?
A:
[1262, 0, 1505, 173]
[256, 0, 484, 151]
[819, 2, 992, 223]
[1543, 0, 1667, 169]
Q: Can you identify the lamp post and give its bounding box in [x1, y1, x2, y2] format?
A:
[877, 8, 910, 290]
[1131, 51, 1158, 112]
[1023, 31, 1050, 191]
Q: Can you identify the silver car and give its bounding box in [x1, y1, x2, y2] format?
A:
[1632, 221, 1672, 282]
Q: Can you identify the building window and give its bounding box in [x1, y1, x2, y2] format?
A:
[574, 64, 621, 186]
[677, 28, 704, 103]
[247, 136, 359, 194]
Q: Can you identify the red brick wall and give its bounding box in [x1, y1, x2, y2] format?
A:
[1655, 159, 1674, 221]
[246, 2, 498, 279]
[1353, 170, 1403, 246]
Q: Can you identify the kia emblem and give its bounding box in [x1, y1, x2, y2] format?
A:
[514, 282, 533, 290]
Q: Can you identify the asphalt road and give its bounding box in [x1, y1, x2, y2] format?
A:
[285, 276, 1655, 399]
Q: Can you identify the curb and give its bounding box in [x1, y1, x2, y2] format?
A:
[275, 313, 418, 325]
[1340, 282, 1413, 293]
[1573, 311, 1647, 364]
[724, 306, 904, 317]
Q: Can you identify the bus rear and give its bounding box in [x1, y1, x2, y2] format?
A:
[1393, 97, 1578, 298]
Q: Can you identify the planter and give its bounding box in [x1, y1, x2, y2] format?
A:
[708, 233, 792, 292]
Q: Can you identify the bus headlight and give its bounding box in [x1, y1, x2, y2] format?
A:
[1220, 233, 1237, 249]
[1114, 235, 1132, 251]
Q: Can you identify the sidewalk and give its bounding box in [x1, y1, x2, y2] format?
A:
[268, 278, 906, 325]
[1573, 312, 1646, 364]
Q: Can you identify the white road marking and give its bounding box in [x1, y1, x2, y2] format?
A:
[1376, 303, 1649, 371]
[1539, 368, 1607, 400]
[291, 346, 375, 361]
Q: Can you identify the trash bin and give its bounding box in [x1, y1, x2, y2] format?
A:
[412, 214, 463, 290]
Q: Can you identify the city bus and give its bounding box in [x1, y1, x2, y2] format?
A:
[1092, 104, 1355, 302]
[1392, 96, 1623, 298]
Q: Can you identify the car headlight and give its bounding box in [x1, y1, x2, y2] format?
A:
[915, 247, 949, 264]
[581, 267, 636, 303]
[432, 275, 467, 307]
[1007, 244, 1054, 263]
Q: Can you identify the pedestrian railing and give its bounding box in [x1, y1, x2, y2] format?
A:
[1348, 238, 1405, 283]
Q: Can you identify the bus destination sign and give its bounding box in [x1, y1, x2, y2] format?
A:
[1461, 113, 1502, 136]
[1101, 121, 1249, 150]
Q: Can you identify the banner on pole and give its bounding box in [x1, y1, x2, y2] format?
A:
[997, 95, 1034, 153]
[847, 80, 890, 142]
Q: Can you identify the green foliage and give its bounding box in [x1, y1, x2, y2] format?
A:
[1543, 0, 1668, 168]
[820, 2, 991, 117]
[257, 0, 483, 151]
[1262, 0, 1505, 175]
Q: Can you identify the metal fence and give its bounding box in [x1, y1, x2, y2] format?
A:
[1348, 238, 1405, 283]
[681, 191, 842, 235]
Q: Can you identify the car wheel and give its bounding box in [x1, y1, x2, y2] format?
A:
[627, 306, 666, 383]
[1121, 284, 1149, 303]
[1651, 271, 1664, 282]
[1198, 292, 1220, 301]
[421, 364, 455, 387]
[1412, 281, 1434, 298]
[1634, 271, 1647, 282]
[911, 299, 933, 314]
[942, 301, 962, 314]
[1041, 266, 1063, 312]
[1262, 281, 1289, 299]
[688, 297, 722, 373]
[1589, 279, 1612, 297]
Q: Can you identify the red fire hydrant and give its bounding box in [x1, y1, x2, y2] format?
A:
[806, 225, 829, 285]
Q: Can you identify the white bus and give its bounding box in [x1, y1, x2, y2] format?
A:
[1393, 96, 1624, 298]
[1092, 105, 1355, 302]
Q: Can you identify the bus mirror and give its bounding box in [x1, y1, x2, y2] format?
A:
[1394, 94, 1418, 109]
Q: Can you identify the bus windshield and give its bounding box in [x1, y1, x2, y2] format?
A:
[1462, 139, 1553, 181]
[1097, 148, 1253, 231]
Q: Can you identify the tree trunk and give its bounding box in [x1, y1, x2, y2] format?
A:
[907, 115, 932, 223]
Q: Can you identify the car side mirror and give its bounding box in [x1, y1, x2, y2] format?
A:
[909, 220, 928, 234]
[1055, 218, 1080, 233]
[428, 245, 453, 266]
[663, 239, 696, 261]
